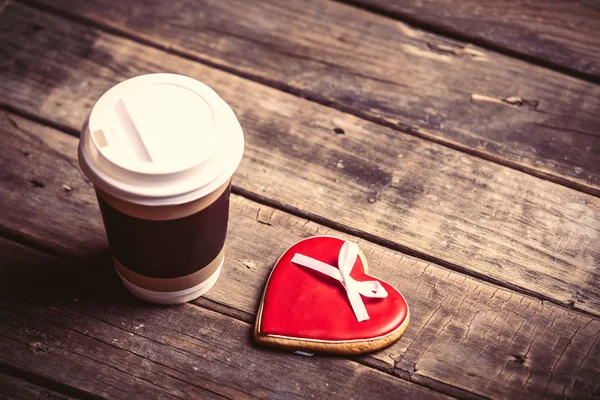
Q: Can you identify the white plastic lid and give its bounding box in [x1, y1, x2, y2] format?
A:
[79, 74, 244, 206]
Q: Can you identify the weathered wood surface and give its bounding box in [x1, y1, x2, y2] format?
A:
[0, 372, 76, 400]
[2, 112, 600, 399]
[349, 0, 600, 80]
[2, 238, 444, 400]
[1, 6, 600, 317]
[25, 0, 600, 195]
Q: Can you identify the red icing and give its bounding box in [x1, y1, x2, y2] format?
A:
[259, 236, 408, 341]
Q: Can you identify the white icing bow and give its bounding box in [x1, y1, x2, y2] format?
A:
[291, 241, 388, 322]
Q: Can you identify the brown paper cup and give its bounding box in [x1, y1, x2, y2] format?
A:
[78, 74, 244, 304]
[96, 180, 231, 304]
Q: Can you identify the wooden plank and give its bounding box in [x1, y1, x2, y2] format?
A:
[23, 0, 600, 195]
[1, 5, 599, 316]
[0, 372, 76, 400]
[348, 0, 600, 80]
[0, 238, 447, 400]
[1, 112, 600, 399]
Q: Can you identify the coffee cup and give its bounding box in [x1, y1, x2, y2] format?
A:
[78, 73, 244, 304]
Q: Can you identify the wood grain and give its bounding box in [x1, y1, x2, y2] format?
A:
[1, 112, 599, 399]
[0, 238, 448, 400]
[24, 0, 600, 195]
[348, 0, 600, 80]
[0, 372, 76, 400]
[1, 6, 599, 316]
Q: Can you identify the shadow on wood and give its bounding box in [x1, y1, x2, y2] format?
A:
[0, 238, 132, 305]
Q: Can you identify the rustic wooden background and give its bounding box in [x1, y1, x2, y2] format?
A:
[1, 0, 599, 399]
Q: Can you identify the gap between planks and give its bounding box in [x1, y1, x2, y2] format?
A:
[19, 0, 600, 199]
[234, 186, 600, 319]
[0, 361, 103, 400]
[335, 0, 600, 85]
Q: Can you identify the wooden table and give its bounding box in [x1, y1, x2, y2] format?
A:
[1, 1, 599, 399]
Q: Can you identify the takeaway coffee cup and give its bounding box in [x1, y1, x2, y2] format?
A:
[78, 74, 244, 304]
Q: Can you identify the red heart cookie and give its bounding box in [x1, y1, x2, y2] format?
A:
[254, 236, 410, 354]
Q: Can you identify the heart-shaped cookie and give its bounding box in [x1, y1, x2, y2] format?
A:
[254, 236, 409, 354]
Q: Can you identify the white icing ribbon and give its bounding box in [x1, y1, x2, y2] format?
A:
[291, 241, 388, 322]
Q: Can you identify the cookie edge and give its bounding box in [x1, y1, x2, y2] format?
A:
[254, 308, 410, 355]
